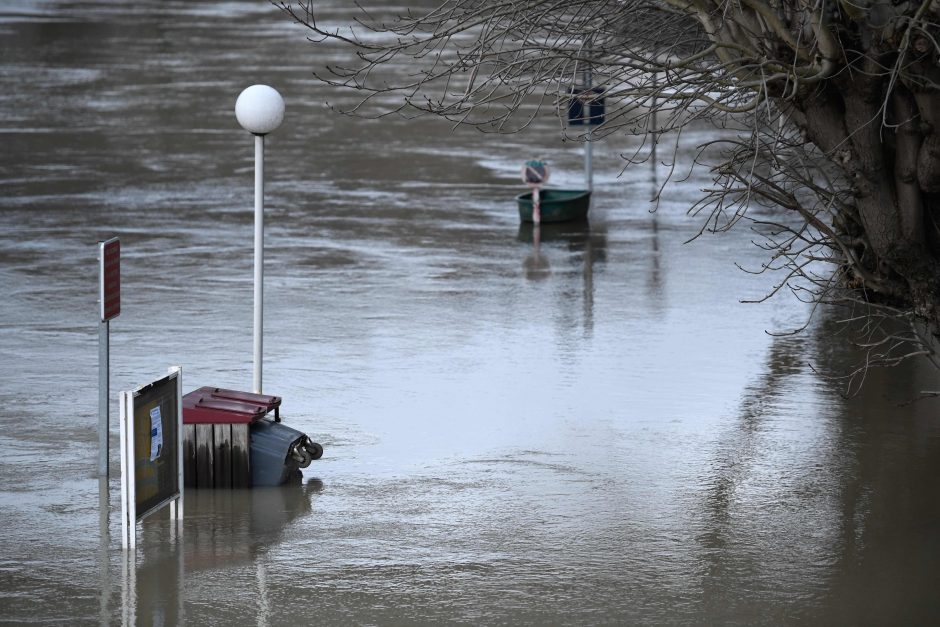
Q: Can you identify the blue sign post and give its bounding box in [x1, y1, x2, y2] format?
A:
[567, 87, 604, 191]
[567, 87, 605, 126]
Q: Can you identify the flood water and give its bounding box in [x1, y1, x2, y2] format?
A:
[2, 1, 940, 624]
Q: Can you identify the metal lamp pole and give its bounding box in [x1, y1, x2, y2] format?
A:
[235, 84, 285, 394]
[253, 132, 264, 395]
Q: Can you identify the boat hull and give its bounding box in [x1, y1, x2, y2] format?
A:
[516, 189, 591, 223]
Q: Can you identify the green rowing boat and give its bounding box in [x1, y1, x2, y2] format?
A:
[516, 189, 591, 223]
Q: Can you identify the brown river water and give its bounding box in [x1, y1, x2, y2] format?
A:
[1, 1, 939, 624]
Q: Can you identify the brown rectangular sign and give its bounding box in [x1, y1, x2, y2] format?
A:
[99, 238, 120, 322]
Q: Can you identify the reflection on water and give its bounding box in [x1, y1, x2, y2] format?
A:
[116, 478, 320, 626]
[1, 0, 940, 624]
[518, 220, 606, 335]
[521, 225, 552, 281]
[183, 475, 321, 570]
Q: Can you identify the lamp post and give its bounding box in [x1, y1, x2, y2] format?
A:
[235, 84, 285, 394]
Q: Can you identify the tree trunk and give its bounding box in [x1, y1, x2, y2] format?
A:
[786, 66, 940, 338]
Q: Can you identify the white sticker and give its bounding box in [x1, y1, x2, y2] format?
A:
[149, 406, 164, 461]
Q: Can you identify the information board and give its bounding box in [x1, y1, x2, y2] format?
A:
[120, 368, 184, 549]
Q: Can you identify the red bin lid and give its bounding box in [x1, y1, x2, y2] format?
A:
[182, 386, 281, 424]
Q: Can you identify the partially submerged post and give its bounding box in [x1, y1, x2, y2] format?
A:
[98, 237, 120, 477]
[568, 36, 604, 191]
[582, 38, 593, 192]
[651, 71, 658, 175]
[567, 87, 603, 189]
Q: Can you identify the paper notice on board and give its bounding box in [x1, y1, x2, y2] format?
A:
[149, 406, 164, 461]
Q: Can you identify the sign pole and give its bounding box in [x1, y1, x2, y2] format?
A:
[168, 366, 184, 525]
[99, 319, 109, 476]
[98, 237, 120, 477]
[651, 71, 658, 172]
[522, 160, 550, 225]
[585, 128, 593, 192]
[583, 38, 593, 192]
[119, 389, 135, 549]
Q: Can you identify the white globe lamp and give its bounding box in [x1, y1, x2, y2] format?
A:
[235, 84, 285, 135]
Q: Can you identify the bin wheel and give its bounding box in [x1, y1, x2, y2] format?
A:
[289, 442, 313, 468]
[304, 440, 323, 461]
